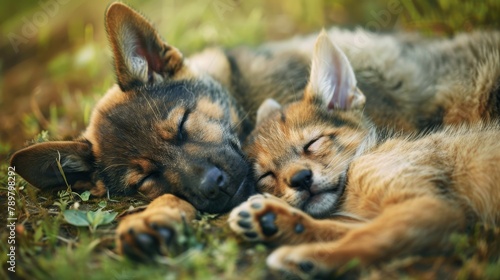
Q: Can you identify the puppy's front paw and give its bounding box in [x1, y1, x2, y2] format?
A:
[228, 194, 313, 245]
[116, 207, 185, 261]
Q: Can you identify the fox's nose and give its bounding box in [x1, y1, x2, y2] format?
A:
[290, 169, 313, 190]
[200, 166, 227, 199]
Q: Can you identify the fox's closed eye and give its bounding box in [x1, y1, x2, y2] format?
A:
[304, 138, 320, 151]
[304, 136, 326, 152]
[304, 135, 330, 153]
[257, 171, 275, 182]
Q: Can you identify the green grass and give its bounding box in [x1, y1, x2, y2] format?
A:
[1, 0, 500, 279]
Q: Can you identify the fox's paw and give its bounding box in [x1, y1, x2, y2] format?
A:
[116, 207, 184, 261]
[228, 194, 313, 245]
[267, 245, 331, 280]
[267, 243, 362, 279]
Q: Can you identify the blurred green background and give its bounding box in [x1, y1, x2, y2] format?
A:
[1, 0, 499, 155]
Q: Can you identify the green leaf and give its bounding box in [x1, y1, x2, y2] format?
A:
[87, 209, 104, 228]
[79, 191, 91, 201]
[97, 200, 107, 208]
[63, 208, 117, 230]
[63, 210, 90, 227]
[87, 209, 117, 229]
[101, 211, 118, 225]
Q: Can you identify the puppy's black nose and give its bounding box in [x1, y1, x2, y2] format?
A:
[290, 169, 313, 190]
[200, 166, 227, 199]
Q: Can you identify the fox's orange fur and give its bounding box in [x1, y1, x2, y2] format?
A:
[229, 32, 500, 278]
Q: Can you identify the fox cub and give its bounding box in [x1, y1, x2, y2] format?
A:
[229, 32, 500, 278]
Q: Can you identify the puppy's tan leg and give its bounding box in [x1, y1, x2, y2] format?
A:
[266, 196, 465, 278]
[229, 194, 360, 245]
[116, 194, 196, 260]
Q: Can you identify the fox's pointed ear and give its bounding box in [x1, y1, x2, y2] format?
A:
[105, 3, 188, 91]
[10, 141, 97, 193]
[257, 99, 282, 125]
[305, 30, 365, 110]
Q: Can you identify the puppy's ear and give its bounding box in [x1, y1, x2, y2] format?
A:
[256, 99, 282, 125]
[305, 30, 365, 110]
[105, 2, 190, 91]
[10, 141, 98, 193]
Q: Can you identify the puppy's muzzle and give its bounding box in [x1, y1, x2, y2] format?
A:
[199, 166, 228, 199]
